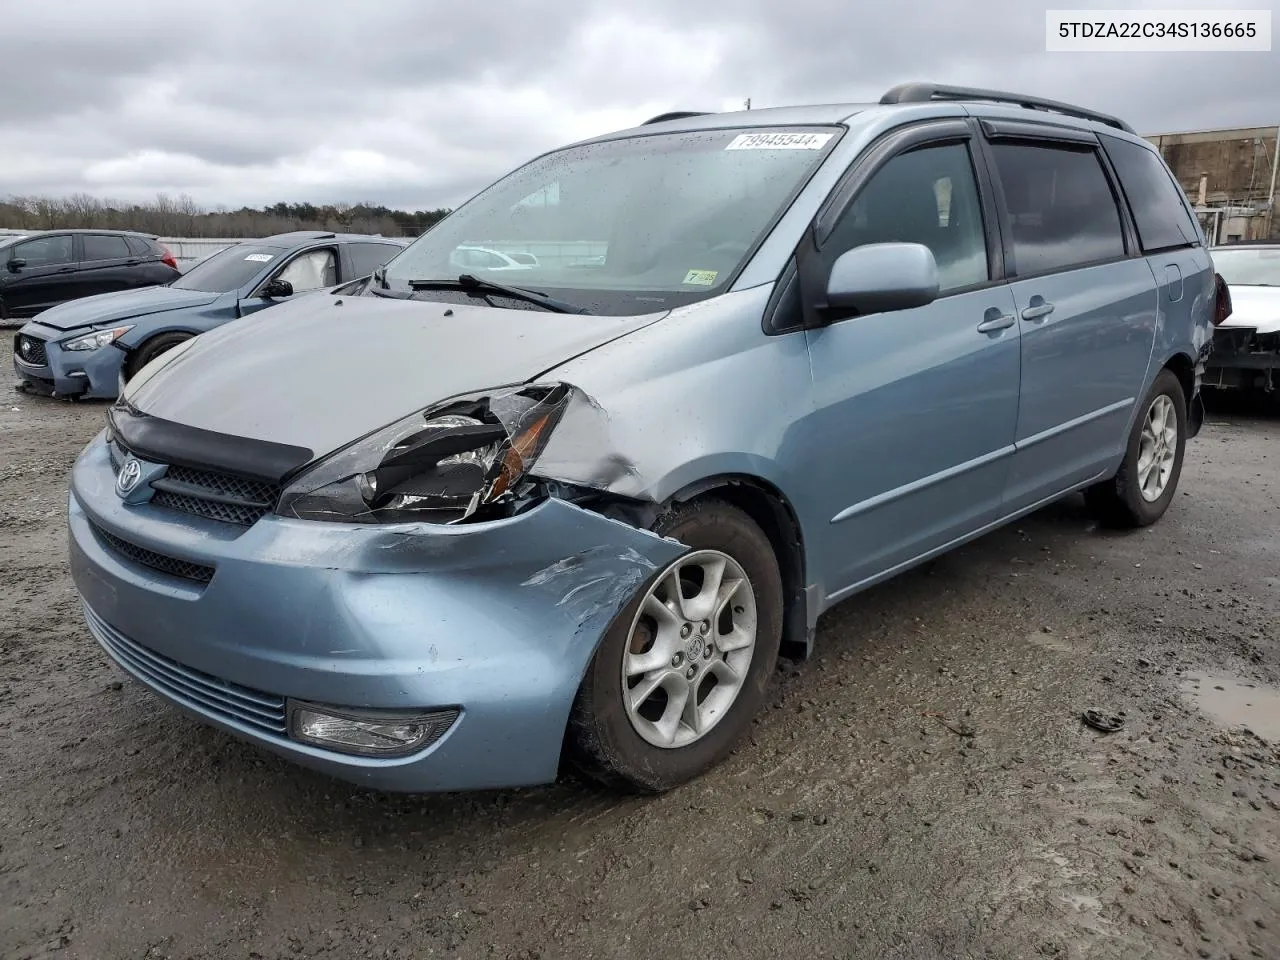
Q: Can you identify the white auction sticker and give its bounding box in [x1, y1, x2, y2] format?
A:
[725, 132, 833, 151]
[244, 253, 274, 263]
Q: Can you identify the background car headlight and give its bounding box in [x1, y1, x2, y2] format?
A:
[277, 382, 572, 524]
[62, 325, 134, 352]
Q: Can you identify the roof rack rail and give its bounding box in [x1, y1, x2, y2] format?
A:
[642, 111, 713, 125]
[879, 82, 1135, 134]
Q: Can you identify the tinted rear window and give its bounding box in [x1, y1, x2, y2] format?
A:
[83, 235, 131, 261]
[1102, 135, 1199, 252]
[989, 142, 1126, 276]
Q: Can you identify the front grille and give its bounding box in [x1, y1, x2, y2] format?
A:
[84, 605, 287, 737]
[150, 465, 280, 527]
[15, 334, 47, 366]
[92, 523, 215, 583]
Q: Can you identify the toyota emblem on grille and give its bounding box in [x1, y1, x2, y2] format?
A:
[116, 458, 144, 497]
[19, 339, 31, 359]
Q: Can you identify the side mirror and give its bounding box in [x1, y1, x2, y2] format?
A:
[261, 278, 294, 299]
[7, 258, 26, 273]
[825, 242, 939, 316]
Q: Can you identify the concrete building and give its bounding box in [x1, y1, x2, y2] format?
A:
[1145, 125, 1280, 245]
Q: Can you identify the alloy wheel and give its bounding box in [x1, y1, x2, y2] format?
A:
[621, 550, 758, 749]
[1137, 394, 1178, 502]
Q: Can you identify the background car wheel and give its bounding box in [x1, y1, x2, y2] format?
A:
[566, 498, 783, 793]
[123, 332, 192, 382]
[1085, 368, 1187, 528]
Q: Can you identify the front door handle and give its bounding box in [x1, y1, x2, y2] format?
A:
[1021, 299, 1055, 322]
[56, 266, 75, 274]
[977, 307, 1016, 333]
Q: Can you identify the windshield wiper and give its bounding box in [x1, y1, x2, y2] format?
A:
[407, 274, 590, 314]
[368, 284, 412, 299]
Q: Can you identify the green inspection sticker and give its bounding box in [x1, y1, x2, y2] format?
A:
[682, 269, 718, 286]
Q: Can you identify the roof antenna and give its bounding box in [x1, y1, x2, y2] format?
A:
[744, 98, 752, 110]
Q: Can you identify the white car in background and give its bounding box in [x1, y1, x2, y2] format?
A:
[1204, 243, 1280, 397]
[448, 245, 538, 272]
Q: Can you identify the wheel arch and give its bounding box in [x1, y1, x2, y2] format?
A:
[1161, 350, 1195, 404]
[1158, 348, 1200, 436]
[661, 473, 814, 660]
[121, 328, 201, 380]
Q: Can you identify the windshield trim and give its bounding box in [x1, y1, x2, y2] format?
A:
[376, 123, 847, 316]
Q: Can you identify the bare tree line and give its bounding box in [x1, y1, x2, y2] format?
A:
[0, 193, 452, 239]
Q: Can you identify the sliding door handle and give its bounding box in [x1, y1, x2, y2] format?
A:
[1021, 300, 1055, 322]
[977, 308, 1016, 333]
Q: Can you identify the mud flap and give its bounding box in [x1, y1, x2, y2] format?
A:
[1188, 391, 1204, 439]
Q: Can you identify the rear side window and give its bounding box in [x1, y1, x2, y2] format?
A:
[989, 142, 1126, 276]
[347, 242, 402, 278]
[1100, 135, 1200, 252]
[124, 236, 152, 257]
[83, 234, 131, 261]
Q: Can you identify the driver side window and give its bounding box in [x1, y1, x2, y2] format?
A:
[14, 235, 74, 267]
[824, 142, 989, 294]
[276, 249, 337, 293]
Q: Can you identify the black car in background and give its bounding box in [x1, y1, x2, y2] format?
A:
[0, 230, 181, 324]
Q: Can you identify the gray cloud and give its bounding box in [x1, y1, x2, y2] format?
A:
[1, 0, 1275, 210]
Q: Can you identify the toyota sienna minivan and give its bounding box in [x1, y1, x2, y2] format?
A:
[67, 83, 1224, 794]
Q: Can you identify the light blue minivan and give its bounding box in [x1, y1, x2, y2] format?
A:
[67, 83, 1223, 794]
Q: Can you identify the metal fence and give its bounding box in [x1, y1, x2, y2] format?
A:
[158, 237, 243, 267]
[0, 232, 610, 273]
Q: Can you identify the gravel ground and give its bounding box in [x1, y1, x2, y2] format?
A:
[2, 336, 1278, 960]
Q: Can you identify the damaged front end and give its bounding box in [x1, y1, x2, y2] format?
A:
[277, 382, 639, 525]
[1204, 326, 1280, 393]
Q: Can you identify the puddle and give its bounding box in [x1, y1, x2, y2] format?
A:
[1180, 674, 1280, 742]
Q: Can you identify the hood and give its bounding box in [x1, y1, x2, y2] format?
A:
[125, 292, 666, 457]
[33, 285, 220, 331]
[1219, 284, 1280, 335]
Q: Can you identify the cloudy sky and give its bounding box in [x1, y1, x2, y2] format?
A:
[1, 0, 1275, 212]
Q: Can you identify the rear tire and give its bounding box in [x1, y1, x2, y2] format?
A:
[123, 332, 192, 382]
[1085, 369, 1187, 528]
[566, 498, 783, 793]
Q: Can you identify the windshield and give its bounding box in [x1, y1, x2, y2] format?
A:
[1213, 247, 1280, 286]
[379, 126, 840, 315]
[172, 244, 287, 293]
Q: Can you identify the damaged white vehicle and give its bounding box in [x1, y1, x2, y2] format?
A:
[1203, 243, 1280, 397]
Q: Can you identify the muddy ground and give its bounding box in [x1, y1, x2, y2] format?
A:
[2, 335, 1278, 960]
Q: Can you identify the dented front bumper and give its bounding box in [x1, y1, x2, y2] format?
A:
[68, 434, 684, 792]
[1204, 326, 1280, 390]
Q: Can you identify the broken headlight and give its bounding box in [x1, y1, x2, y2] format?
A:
[277, 383, 572, 524]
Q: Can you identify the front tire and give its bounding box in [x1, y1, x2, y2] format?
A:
[566, 498, 783, 793]
[1085, 369, 1187, 528]
[123, 332, 192, 382]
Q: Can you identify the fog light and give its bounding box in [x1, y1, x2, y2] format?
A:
[287, 701, 459, 757]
